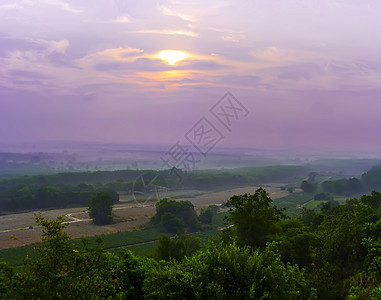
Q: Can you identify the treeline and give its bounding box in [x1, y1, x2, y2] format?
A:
[0, 165, 309, 212]
[301, 165, 381, 196]
[321, 178, 363, 195]
[0, 184, 119, 212]
[0, 166, 307, 190]
[184, 165, 308, 188]
[0, 170, 144, 188]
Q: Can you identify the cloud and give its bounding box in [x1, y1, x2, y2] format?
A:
[77, 47, 144, 69]
[251, 47, 321, 66]
[177, 60, 228, 71]
[99, 47, 144, 59]
[12, 79, 41, 85]
[3, 38, 70, 65]
[45, 39, 69, 54]
[216, 75, 261, 87]
[110, 16, 132, 24]
[0, 3, 22, 10]
[221, 33, 246, 43]
[136, 29, 198, 37]
[37, 0, 82, 13]
[278, 71, 312, 81]
[159, 6, 195, 22]
[8, 69, 47, 79]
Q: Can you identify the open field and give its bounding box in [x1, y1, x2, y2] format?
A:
[0, 212, 230, 266]
[302, 196, 351, 210]
[0, 184, 287, 249]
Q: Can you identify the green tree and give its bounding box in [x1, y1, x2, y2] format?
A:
[154, 233, 201, 261]
[0, 214, 120, 299]
[153, 198, 199, 232]
[310, 195, 381, 298]
[88, 191, 114, 225]
[145, 242, 315, 299]
[287, 186, 295, 193]
[299, 207, 323, 229]
[273, 219, 319, 268]
[225, 188, 288, 248]
[161, 212, 185, 233]
[199, 207, 213, 224]
[301, 180, 317, 193]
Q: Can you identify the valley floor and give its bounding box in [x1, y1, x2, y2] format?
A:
[0, 184, 287, 249]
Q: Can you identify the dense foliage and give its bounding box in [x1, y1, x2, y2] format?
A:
[225, 188, 288, 247]
[153, 233, 201, 261]
[88, 191, 115, 225]
[319, 165, 381, 196]
[0, 165, 308, 213]
[221, 189, 381, 298]
[0, 212, 314, 299]
[1, 188, 381, 298]
[0, 183, 119, 213]
[300, 180, 317, 193]
[151, 198, 200, 233]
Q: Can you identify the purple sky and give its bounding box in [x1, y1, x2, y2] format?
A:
[1, 0, 381, 152]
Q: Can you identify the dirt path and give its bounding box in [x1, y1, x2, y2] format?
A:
[296, 199, 314, 209]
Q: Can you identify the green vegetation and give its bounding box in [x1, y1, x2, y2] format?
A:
[304, 200, 326, 210]
[1, 188, 381, 298]
[0, 245, 35, 267]
[301, 180, 317, 193]
[153, 233, 201, 261]
[0, 212, 314, 299]
[318, 165, 381, 197]
[0, 183, 119, 213]
[150, 199, 219, 233]
[183, 165, 308, 188]
[225, 188, 287, 247]
[0, 227, 164, 266]
[314, 192, 333, 201]
[198, 207, 213, 224]
[322, 177, 363, 195]
[274, 192, 312, 217]
[0, 165, 308, 213]
[88, 191, 114, 225]
[151, 198, 200, 233]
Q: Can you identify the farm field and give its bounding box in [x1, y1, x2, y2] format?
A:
[0, 184, 287, 249]
[302, 196, 351, 210]
[0, 212, 230, 266]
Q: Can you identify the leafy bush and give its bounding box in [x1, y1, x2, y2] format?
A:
[153, 198, 200, 233]
[145, 242, 315, 299]
[199, 207, 213, 224]
[154, 233, 201, 261]
[161, 213, 185, 233]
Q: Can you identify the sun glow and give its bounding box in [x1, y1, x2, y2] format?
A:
[157, 50, 188, 65]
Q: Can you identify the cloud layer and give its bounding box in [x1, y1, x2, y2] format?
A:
[1, 0, 381, 152]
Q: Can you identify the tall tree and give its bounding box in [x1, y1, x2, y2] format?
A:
[88, 191, 114, 225]
[225, 188, 287, 247]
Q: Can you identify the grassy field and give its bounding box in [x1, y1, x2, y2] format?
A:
[0, 212, 230, 266]
[77, 228, 162, 249]
[273, 192, 313, 217]
[302, 195, 351, 211]
[304, 200, 326, 210]
[114, 229, 224, 257]
[0, 244, 35, 266]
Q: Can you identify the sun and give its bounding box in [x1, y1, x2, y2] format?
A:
[157, 50, 188, 65]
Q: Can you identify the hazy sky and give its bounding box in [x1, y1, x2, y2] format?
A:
[1, 0, 381, 152]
